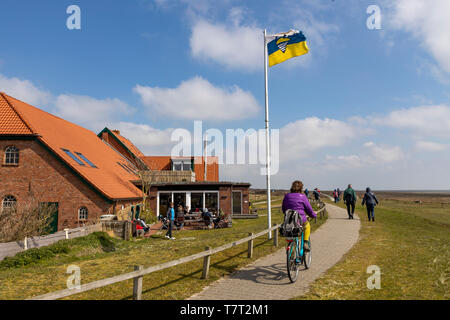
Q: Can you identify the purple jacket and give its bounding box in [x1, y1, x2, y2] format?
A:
[282, 193, 317, 224]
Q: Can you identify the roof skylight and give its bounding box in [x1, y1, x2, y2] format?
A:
[75, 152, 97, 168]
[62, 149, 85, 166]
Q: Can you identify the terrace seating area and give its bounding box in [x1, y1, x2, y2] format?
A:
[177, 210, 231, 230]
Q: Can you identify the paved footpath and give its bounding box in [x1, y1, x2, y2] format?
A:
[189, 204, 360, 300]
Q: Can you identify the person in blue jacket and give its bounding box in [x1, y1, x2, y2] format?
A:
[362, 187, 379, 222]
[165, 202, 176, 240]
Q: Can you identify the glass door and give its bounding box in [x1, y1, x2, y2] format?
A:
[173, 193, 187, 210]
[191, 193, 204, 213]
[159, 193, 172, 217]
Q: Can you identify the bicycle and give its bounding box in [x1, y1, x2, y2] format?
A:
[286, 220, 312, 283]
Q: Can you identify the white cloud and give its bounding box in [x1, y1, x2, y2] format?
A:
[388, 0, 450, 73]
[134, 76, 260, 121]
[54, 94, 135, 131]
[415, 141, 448, 152]
[0, 73, 136, 132]
[280, 117, 359, 161]
[323, 154, 363, 171]
[375, 104, 450, 137]
[363, 142, 404, 164]
[112, 122, 175, 155]
[322, 142, 404, 173]
[0, 73, 52, 106]
[291, 9, 339, 52]
[190, 19, 262, 71]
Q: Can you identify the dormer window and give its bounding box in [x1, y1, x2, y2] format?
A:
[4, 146, 19, 165]
[172, 159, 192, 172]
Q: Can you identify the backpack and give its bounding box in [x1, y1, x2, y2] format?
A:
[279, 209, 303, 237]
[345, 191, 353, 202]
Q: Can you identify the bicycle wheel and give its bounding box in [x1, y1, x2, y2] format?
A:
[286, 241, 299, 283]
[303, 239, 312, 269]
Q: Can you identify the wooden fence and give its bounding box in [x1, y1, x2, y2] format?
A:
[0, 224, 102, 261]
[29, 205, 327, 301]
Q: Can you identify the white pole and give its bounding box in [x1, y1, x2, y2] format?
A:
[264, 29, 272, 240]
[204, 134, 208, 181]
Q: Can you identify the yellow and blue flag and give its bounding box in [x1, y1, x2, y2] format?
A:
[268, 30, 309, 67]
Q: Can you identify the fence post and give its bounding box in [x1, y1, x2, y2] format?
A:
[202, 247, 211, 279]
[273, 224, 278, 247]
[23, 237, 28, 250]
[133, 265, 143, 300]
[64, 229, 69, 240]
[248, 233, 254, 259]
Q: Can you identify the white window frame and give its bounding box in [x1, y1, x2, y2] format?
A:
[4, 146, 19, 165]
[171, 158, 193, 172]
[156, 191, 219, 217]
[78, 207, 88, 221]
[2, 195, 17, 212]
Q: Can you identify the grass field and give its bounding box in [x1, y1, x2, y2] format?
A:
[0, 198, 326, 300]
[295, 194, 450, 300]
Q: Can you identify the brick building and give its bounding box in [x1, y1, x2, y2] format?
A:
[0, 92, 251, 232]
[98, 128, 220, 182]
[145, 182, 251, 218]
[0, 93, 142, 232]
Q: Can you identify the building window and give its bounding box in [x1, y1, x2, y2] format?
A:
[62, 149, 85, 166]
[2, 195, 17, 213]
[4, 146, 19, 165]
[205, 193, 219, 215]
[78, 207, 88, 220]
[172, 159, 192, 172]
[75, 152, 97, 168]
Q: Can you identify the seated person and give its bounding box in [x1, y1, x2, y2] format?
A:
[213, 210, 224, 227]
[201, 209, 213, 226]
[175, 205, 185, 229]
[136, 219, 150, 232]
[184, 206, 191, 215]
[133, 219, 149, 236]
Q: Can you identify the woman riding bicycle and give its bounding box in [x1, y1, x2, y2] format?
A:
[282, 181, 317, 251]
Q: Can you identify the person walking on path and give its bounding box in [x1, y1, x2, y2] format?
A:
[165, 202, 176, 240]
[304, 188, 309, 199]
[344, 184, 357, 220]
[313, 188, 320, 201]
[282, 181, 317, 251]
[362, 187, 379, 222]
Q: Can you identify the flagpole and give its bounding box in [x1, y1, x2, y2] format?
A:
[264, 29, 272, 240]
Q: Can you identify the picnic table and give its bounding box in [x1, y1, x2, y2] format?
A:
[184, 212, 201, 220]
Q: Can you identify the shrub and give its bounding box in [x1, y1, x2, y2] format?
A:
[0, 242, 69, 269]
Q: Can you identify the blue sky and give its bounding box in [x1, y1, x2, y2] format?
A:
[1, 0, 450, 190]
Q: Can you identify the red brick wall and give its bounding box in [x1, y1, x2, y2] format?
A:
[232, 186, 250, 215]
[0, 138, 135, 231]
[219, 186, 232, 215]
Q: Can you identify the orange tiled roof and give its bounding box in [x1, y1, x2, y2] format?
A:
[0, 94, 34, 135]
[110, 130, 145, 158]
[141, 156, 172, 170]
[0, 92, 142, 200]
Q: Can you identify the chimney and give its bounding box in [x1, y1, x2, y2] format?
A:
[112, 130, 121, 135]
